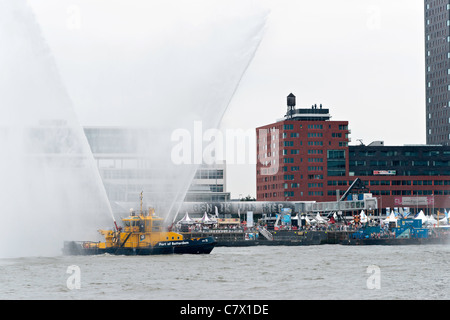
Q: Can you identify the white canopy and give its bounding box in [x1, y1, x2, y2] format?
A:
[179, 212, 194, 224]
[201, 212, 216, 224]
[360, 210, 368, 223]
[414, 210, 435, 225]
[314, 213, 328, 224]
[388, 212, 397, 222]
[414, 210, 426, 222]
[382, 212, 397, 226]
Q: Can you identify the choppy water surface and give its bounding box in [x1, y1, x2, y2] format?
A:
[1, 245, 449, 300]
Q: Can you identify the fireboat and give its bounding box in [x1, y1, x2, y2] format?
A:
[63, 193, 216, 255]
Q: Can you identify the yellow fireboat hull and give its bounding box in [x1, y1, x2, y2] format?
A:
[63, 236, 216, 255]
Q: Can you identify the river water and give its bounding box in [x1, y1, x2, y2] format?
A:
[1, 244, 449, 300]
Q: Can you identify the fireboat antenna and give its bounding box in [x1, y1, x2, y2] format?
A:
[140, 190, 144, 216]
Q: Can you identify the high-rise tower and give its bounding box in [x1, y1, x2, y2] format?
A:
[425, 0, 450, 145]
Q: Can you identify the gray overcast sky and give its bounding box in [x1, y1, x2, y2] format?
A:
[28, 0, 425, 198]
[222, 0, 425, 198]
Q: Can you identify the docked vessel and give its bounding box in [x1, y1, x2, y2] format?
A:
[174, 210, 329, 247]
[341, 219, 450, 246]
[63, 195, 216, 256]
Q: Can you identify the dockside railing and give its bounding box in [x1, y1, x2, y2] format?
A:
[257, 226, 273, 241]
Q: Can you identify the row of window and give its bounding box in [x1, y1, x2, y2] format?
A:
[328, 179, 450, 186]
[194, 169, 224, 180]
[352, 160, 450, 166]
[280, 149, 337, 156]
[280, 132, 347, 139]
[103, 168, 224, 180]
[259, 189, 450, 199]
[350, 150, 450, 157]
[258, 182, 301, 191]
[425, 2, 450, 11]
[283, 157, 327, 163]
[307, 133, 323, 138]
[351, 170, 450, 176]
[381, 190, 448, 196]
[308, 183, 323, 188]
[281, 140, 348, 147]
[260, 179, 450, 188]
[327, 190, 450, 196]
[283, 124, 348, 130]
[259, 191, 325, 198]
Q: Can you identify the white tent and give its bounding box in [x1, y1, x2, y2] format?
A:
[383, 212, 397, 226]
[314, 213, 328, 224]
[414, 210, 427, 225]
[201, 212, 216, 224]
[179, 212, 194, 224]
[360, 210, 368, 223]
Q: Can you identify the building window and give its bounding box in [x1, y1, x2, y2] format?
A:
[327, 150, 346, 177]
[284, 191, 294, 197]
[404, 151, 418, 156]
[332, 133, 342, 138]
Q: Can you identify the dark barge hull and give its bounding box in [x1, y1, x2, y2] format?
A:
[342, 237, 450, 246]
[185, 230, 328, 247]
[63, 237, 216, 255]
[216, 240, 259, 247]
[214, 239, 315, 247]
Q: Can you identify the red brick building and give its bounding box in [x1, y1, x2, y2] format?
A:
[256, 94, 350, 202]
